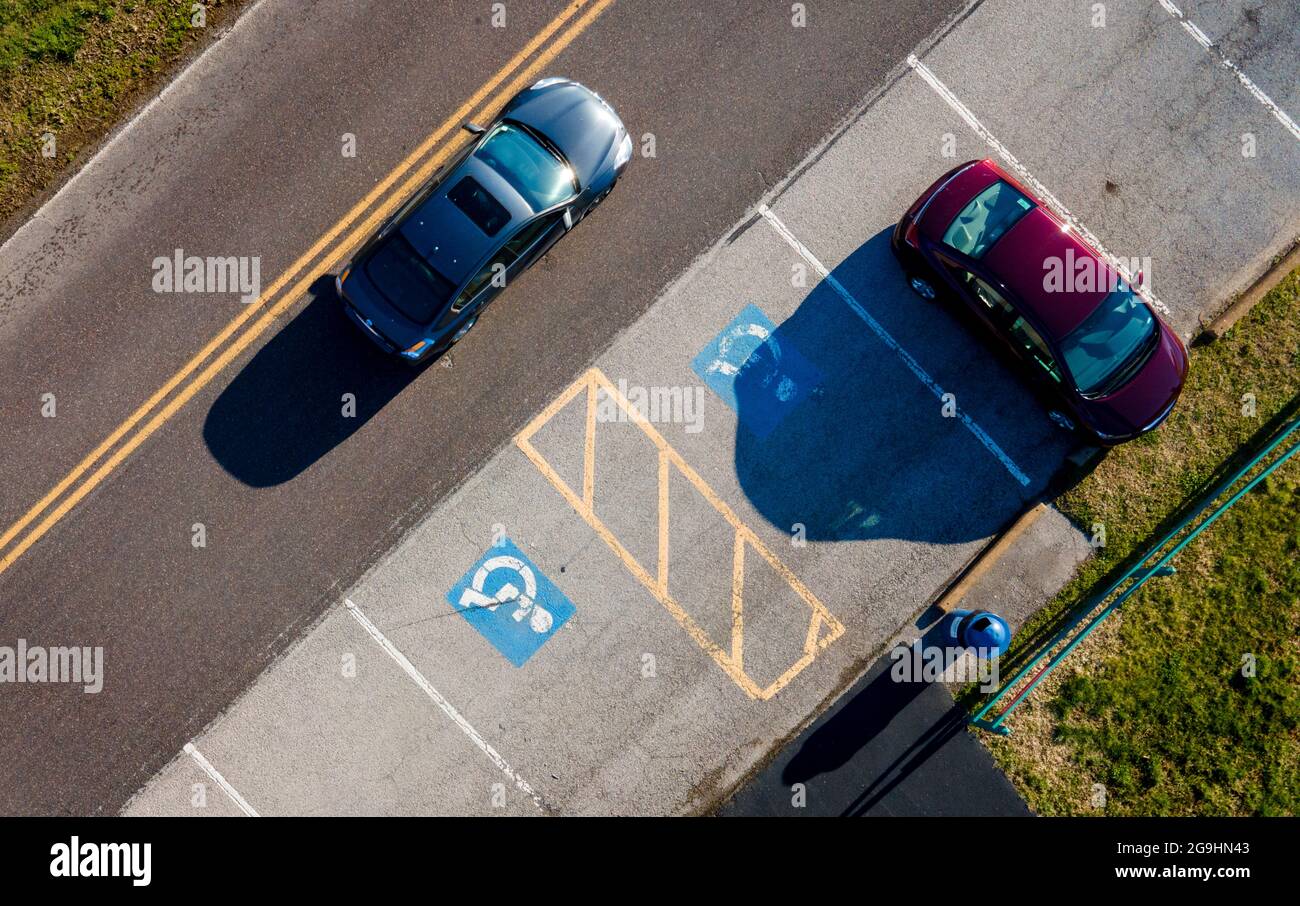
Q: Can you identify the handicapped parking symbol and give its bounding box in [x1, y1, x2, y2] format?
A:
[446, 538, 575, 666]
[458, 554, 554, 634]
[691, 303, 822, 438]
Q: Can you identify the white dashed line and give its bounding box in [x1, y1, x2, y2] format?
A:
[1157, 0, 1300, 142]
[184, 742, 259, 817]
[344, 599, 546, 813]
[758, 204, 1032, 488]
[906, 54, 1172, 319]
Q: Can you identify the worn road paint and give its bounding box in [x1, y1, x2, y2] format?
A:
[345, 600, 545, 811]
[516, 368, 845, 700]
[1157, 0, 1300, 142]
[905, 54, 1172, 319]
[183, 742, 259, 817]
[691, 303, 823, 439]
[759, 204, 1032, 487]
[446, 538, 576, 667]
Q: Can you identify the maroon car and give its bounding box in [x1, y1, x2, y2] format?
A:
[892, 158, 1187, 444]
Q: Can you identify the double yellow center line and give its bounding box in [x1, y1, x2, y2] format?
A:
[0, 0, 616, 578]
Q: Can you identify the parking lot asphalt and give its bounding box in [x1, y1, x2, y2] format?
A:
[721, 504, 1090, 816]
[718, 654, 1032, 817]
[126, 0, 1298, 815]
[0, 0, 973, 815]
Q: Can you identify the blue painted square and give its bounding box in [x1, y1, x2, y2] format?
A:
[691, 303, 823, 438]
[446, 538, 575, 667]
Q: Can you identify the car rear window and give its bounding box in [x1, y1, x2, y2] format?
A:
[364, 234, 455, 324]
[943, 180, 1034, 259]
[448, 175, 511, 237]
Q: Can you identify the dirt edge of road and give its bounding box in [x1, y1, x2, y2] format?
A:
[0, 0, 257, 247]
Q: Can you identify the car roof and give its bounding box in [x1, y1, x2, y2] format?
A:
[919, 159, 1110, 339]
[399, 156, 533, 288]
[504, 82, 621, 185]
[982, 207, 1113, 339]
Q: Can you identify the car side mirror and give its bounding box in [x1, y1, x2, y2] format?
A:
[463, 122, 486, 136]
[563, 208, 574, 231]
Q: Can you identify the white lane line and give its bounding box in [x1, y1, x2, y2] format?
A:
[758, 205, 1032, 488]
[345, 599, 545, 813]
[1158, 0, 1300, 142]
[906, 54, 1172, 319]
[184, 742, 259, 817]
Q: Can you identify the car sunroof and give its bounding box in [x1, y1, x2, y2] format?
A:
[448, 175, 511, 237]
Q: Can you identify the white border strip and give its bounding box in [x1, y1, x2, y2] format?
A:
[906, 54, 1171, 318]
[1158, 0, 1300, 142]
[758, 205, 1032, 488]
[345, 599, 545, 812]
[184, 742, 259, 816]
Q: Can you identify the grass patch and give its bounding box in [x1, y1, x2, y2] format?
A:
[0, 0, 241, 229]
[977, 266, 1300, 815]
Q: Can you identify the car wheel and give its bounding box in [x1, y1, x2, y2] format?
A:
[1047, 409, 1076, 433]
[908, 274, 938, 301]
[582, 184, 614, 222]
[450, 315, 478, 345]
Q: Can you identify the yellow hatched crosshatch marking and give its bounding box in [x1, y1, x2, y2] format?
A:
[515, 368, 845, 700]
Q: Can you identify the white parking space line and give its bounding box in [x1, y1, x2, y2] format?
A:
[183, 742, 259, 817]
[1158, 0, 1300, 142]
[905, 54, 1173, 319]
[758, 204, 1032, 488]
[344, 599, 545, 813]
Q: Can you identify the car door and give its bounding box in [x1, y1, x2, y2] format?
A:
[934, 253, 1012, 332]
[442, 245, 518, 328]
[935, 259, 1067, 389]
[1000, 311, 1066, 389]
[436, 211, 565, 331]
[965, 274, 1067, 389]
[504, 210, 566, 275]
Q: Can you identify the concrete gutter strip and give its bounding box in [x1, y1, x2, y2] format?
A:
[1199, 240, 1300, 343]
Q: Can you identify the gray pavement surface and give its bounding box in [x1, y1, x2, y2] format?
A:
[718, 654, 1031, 817]
[0, 0, 970, 815]
[720, 505, 1090, 816]
[129, 0, 1296, 816]
[0, 0, 1295, 816]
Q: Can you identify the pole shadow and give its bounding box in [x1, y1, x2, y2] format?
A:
[781, 617, 1029, 816]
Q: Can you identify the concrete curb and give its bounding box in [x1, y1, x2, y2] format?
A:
[932, 502, 1047, 613]
[928, 443, 1103, 615]
[1197, 240, 1300, 344]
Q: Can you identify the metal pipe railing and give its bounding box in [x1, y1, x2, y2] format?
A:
[971, 414, 1300, 735]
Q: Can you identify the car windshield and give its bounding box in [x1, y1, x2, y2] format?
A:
[364, 233, 455, 324]
[474, 123, 577, 210]
[1059, 283, 1157, 395]
[942, 180, 1034, 259]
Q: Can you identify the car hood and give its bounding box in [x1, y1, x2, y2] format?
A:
[503, 81, 625, 186]
[1080, 324, 1188, 438]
